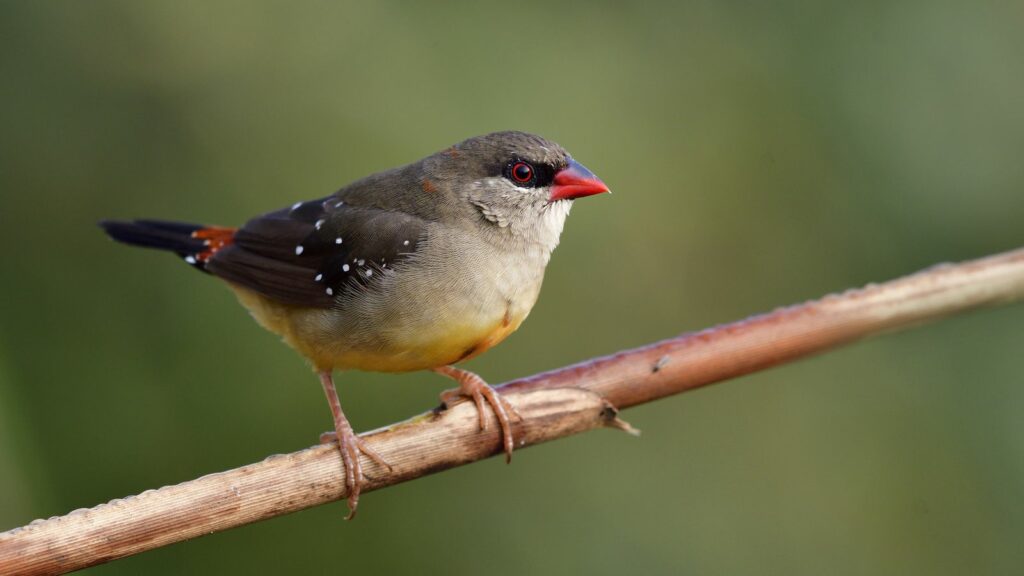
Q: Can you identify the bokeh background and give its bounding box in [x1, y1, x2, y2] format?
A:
[2, 2, 1023, 574]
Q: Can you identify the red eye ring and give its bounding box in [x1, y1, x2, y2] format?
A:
[510, 161, 534, 184]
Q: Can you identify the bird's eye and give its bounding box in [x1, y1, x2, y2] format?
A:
[507, 161, 536, 186]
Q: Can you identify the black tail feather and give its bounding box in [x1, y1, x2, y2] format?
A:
[99, 219, 207, 260]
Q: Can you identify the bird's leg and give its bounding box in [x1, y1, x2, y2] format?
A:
[318, 371, 391, 519]
[433, 366, 521, 463]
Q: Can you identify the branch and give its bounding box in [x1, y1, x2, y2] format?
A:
[4, 246, 1024, 575]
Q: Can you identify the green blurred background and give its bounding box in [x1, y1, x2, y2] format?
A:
[2, 1, 1023, 574]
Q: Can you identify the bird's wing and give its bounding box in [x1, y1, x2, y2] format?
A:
[206, 196, 426, 308]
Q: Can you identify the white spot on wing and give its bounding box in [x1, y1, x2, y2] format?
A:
[403, 240, 410, 246]
[365, 269, 373, 277]
[295, 245, 304, 255]
[335, 237, 342, 244]
[315, 219, 324, 230]
[342, 264, 350, 272]
[291, 202, 302, 211]
[184, 255, 197, 264]
[326, 287, 333, 296]
[315, 273, 323, 282]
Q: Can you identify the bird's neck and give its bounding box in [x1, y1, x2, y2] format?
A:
[477, 199, 572, 260]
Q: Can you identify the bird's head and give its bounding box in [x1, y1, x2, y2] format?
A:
[424, 131, 609, 246]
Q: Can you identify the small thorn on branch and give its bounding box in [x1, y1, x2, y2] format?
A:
[601, 402, 642, 436]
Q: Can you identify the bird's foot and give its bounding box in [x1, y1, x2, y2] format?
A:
[318, 371, 392, 519]
[319, 430, 392, 469]
[319, 427, 392, 519]
[434, 366, 522, 463]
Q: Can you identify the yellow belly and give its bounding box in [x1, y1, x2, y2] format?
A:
[229, 283, 526, 373]
[327, 315, 519, 372]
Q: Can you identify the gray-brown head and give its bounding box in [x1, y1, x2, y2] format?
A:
[419, 131, 609, 246]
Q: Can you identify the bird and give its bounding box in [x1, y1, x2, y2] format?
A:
[100, 131, 609, 517]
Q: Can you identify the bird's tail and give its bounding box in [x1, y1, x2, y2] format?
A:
[99, 220, 237, 271]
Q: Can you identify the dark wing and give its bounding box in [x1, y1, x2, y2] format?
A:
[206, 196, 426, 308]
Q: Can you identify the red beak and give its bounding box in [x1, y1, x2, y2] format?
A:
[549, 159, 610, 202]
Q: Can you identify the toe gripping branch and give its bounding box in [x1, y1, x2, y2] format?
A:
[434, 366, 641, 464]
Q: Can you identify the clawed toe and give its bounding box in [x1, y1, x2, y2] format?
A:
[434, 366, 520, 463]
[354, 436, 392, 472]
